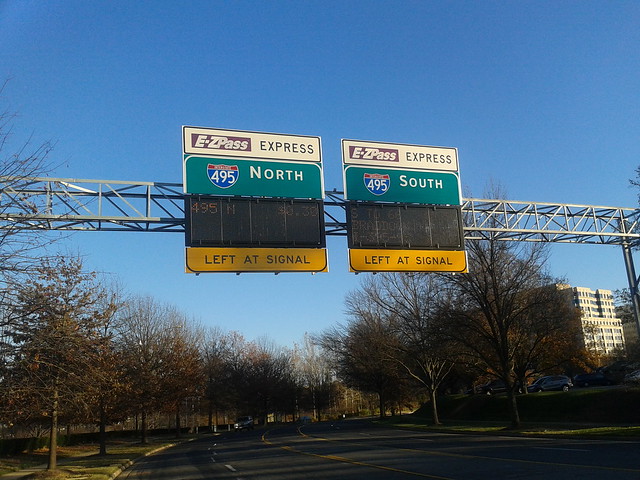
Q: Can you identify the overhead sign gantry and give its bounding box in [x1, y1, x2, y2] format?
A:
[4, 176, 639, 334]
[183, 126, 327, 273]
[342, 138, 467, 273]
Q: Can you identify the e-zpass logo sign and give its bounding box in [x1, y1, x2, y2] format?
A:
[192, 134, 251, 152]
[349, 145, 399, 162]
[364, 173, 390, 196]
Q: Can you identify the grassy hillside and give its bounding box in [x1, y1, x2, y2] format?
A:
[414, 387, 640, 424]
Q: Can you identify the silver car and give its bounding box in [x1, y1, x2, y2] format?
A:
[234, 416, 254, 431]
[527, 375, 573, 393]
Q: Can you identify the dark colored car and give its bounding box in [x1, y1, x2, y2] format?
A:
[573, 372, 614, 387]
[475, 379, 508, 395]
[527, 375, 573, 393]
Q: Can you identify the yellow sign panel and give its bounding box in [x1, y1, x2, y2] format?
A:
[349, 249, 467, 273]
[186, 247, 328, 273]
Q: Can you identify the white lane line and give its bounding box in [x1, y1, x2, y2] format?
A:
[225, 464, 237, 472]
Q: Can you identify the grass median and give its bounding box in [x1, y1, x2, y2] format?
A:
[379, 386, 640, 438]
[0, 437, 184, 479]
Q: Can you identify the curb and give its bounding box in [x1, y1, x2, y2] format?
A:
[109, 442, 178, 480]
[110, 436, 208, 480]
[0, 440, 185, 480]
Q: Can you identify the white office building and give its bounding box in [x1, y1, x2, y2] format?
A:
[558, 285, 625, 355]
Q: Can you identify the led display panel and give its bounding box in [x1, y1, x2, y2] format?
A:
[347, 202, 464, 250]
[185, 196, 325, 248]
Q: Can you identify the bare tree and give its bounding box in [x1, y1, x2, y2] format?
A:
[614, 289, 640, 360]
[511, 284, 585, 390]
[442, 238, 566, 428]
[0, 80, 56, 279]
[115, 297, 204, 440]
[294, 333, 333, 421]
[3, 255, 117, 470]
[161, 310, 204, 438]
[217, 331, 252, 418]
[79, 276, 125, 456]
[631, 166, 640, 204]
[114, 295, 171, 443]
[320, 290, 409, 418]
[202, 327, 235, 430]
[0, 81, 57, 381]
[358, 273, 455, 425]
[246, 337, 296, 424]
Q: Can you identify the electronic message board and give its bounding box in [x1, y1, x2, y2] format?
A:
[185, 196, 325, 248]
[347, 202, 464, 250]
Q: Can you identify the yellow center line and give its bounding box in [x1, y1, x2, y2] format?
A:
[262, 429, 452, 480]
[263, 426, 640, 476]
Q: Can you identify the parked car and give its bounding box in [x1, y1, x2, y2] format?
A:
[473, 379, 508, 395]
[623, 370, 640, 386]
[234, 416, 254, 431]
[527, 375, 573, 393]
[573, 372, 614, 387]
[600, 361, 640, 384]
[467, 379, 524, 395]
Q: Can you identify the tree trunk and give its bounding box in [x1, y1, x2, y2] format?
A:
[141, 410, 148, 444]
[175, 405, 181, 438]
[506, 389, 521, 428]
[429, 389, 441, 425]
[312, 389, 318, 421]
[47, 388, 59, 470]
[378, 391, 386, 418]
[99, 397, 107, 455]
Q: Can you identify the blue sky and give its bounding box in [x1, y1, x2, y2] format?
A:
[1, 1, 639, 347]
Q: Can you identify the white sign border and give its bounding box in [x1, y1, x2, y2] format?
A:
[341, 138, 458, 172]
[183, 126, 322, 163]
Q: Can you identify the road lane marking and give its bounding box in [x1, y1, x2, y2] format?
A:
[264, 427, 640, 476]
[262, 430, 452, 479]
[225, 465, 237, 472]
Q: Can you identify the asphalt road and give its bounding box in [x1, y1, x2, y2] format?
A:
[118, 419, 640, 479]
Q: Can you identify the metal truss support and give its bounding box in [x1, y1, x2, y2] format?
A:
[2, 176, 640, 333]
[0, 177, 185, 232]
[622, 243, 640, 338]
[461, 198, 640, 246]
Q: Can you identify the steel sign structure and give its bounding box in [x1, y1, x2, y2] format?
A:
[1, 178, 637, 246]
[1, 176, 639, 332]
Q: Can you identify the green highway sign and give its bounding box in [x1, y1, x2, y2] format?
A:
[184, 156, 324, 199]
[183, 126, 324, 199]
[343, 165, 460, 204]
